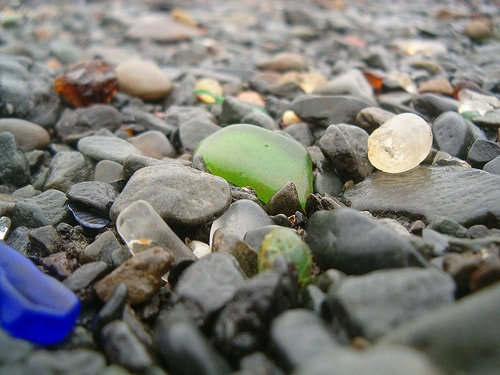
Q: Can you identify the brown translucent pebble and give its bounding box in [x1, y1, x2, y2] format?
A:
[418, 77, 454, 96]
[54, 59, 119, 107]
[363, 69, 385, 93]
[94, 247, 173, 305]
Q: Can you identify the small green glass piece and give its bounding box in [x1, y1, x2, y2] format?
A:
[258, 227, 312, 288]
[195, 124, 313, 207]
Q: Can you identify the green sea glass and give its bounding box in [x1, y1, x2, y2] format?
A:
[195, 124, 313, 207]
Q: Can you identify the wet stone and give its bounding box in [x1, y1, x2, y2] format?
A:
[432, 112, 475, 159]
[55, 105, 122, 144]
[319, 124, 373, 182]
[213, 263, 297, 360]
[94, 247, 173, 305]
[174, 252, 246, 328]
[77, 135, 143, 164]
[343, 166, 500, 227]
[111, 163, 232, 227]
[44, 151, 94, 192]
[101, 320, 152, 373]
[12, 189, 69, 228]
[466, 139, 500, 169]
[0, 118, 50, 152]
[379, 282, 500, 375]
[270, 309, 338, 372]
[290, 95, 371, 127]
[0, 132, 31, 187]
[326, 267, 455, 341]
[306, 208, 427, 274]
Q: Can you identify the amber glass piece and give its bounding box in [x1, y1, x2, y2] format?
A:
[54, 60, 119, 107]
[363, 68, 385, 93]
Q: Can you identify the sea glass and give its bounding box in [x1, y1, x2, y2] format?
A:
[0, 241, 81, 345]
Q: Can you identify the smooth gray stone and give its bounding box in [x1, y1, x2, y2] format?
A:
[379, 282, 500, 375]
[111, 163, 231, 226]
[78, 135, 142, 164]
[80, 230, 130, 267]
[318, 124, 373, 182]
[412, 93, 458, 122]
[326, 268, 455, 340]
[293, 346, 444, 375]
[94, 160, 124, 184]
[290, 95, 371, 127]
[101, 320, 152, 373]
[432, 111, 474, 159]
[343, 166, 500, 227]
[282, 123, 314, 147]
[243, 225, 284, 251]
[174, 252, 246, 328]
[0, 327, 33, 366]
[483, 155, 500, 175]
[239, 352, 284, 375]
[179, 117, 221, 154]
[12, 189, 69, 228]
[0, 76, 32, 119]
[22, 349, 107, 375]
[0, 118, 50, 152]
[466, 139, 500, 168]
[67, 181, 118, 215]
[313, 69, 376, 105]
[44, 151, 94, 192]
[153, 305, 232, 375]
[55, 105, 122, 144]
[0, 132, 31, 187]
[219, 96, 256, 126]
[241, 111, 278, 131]
[270, 309, 338, 371]
[306, 208, 427, 274]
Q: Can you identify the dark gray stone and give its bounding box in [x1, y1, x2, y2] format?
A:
[379, 282, 500, 375]
[326, 268, 455, 340]
[0, 76, 32, 119]
[266, 181, 303, 216]
[467, 139, 500, 168]
[343, 166, 500, 227]
[44, 151, 94, 192]
[12, 189, 69, 228]
[55, 105, 122, 144]
[270, 309, 338, 371]
[318, 124, 373, 182]
[67, 181, 118, 215]
[412, 93, 458, 122]
[219, 96, 256, 125]
[282, 122, 314, 147]
[80, 230, 131, 267]
[306, 208, 426, 274]
[241, 111, 278, 131]
[110, 163, 232, 226]
[0, 132, 31, 187]
[174, 252, 246, 328]
[153, 305, 232, 375]
[63, 261, 109, 303]
[179, 117, 221, 154]
[101, 320, 152, 373]
[290, 95, 371, 127]
[432, 111, 474, 159]
[212, 265, 298, 359]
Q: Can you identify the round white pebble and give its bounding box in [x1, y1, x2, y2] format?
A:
[368, 113, 433, 173]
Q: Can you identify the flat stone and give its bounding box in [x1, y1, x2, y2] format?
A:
[67, 181, 118, 215]
[116, 59, 173, 101]
[326, 268, 455, 341]
[94, 247, 173, 305]
[111, 163, 232, 226]
[305, 208, 427, 274]
[270, 309, 338, 371]
[319, 124, 373, 182]
[379, 282, 500, 375]
[77, 135, 142, 164]
[173, 252, 246, 328]
[0, 132, 31, 187]
[343, 166, 500, 227]
[290, 95, 371, 127]
[12, 189, 69, 228]
[44, 151, 94, 192]
[126, 14, 200, 43]
[195, 124, 313, 207]
[55, 105, 122, 144]
[0, 118, 50, 152]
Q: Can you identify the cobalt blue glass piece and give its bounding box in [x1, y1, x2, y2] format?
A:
[0, 240, 81, 345]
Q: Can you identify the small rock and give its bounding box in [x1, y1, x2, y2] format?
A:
[94, 247, 173, 305]
[355, 107, 394, 133]
[0, 118, 50, 152]
[22, 349, 107, 375]
[116, 59, 173, 101]
[466, 139, 500, 169]
[465, 18, 493, 42]
[12, 189, 69, 228]
[63, 261, 110, 303]
[44, 151, 94, 192]
[0, 132, 31, 187]
[257, 52, 308, 72]
[432, 111, 475, 159]
[94, 160, 124, 184]
[128, 131, 176, 159]
[313, 69, 375, 105]
[179, 116, 221, 154]
[270, 309, 338, 371]
[174, 252, 246, 328]
[412, 93, 458, 122]
[111, 163, 232, 226]
[77, 135, 142, 164]
[219, 96, 257, 126]
[417, 76, 454, 96]
[79, 230, 130, 267]
[483, 155, 500, 175]
[306, 208, 426, 274]
[319, 124, 373, 182]
[101, 320, 152, 373]
[67, 181, 117, 216]
[126, 14, 200, 43]
[326, 267, 455, 340]
[266, 182, 304, 216]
